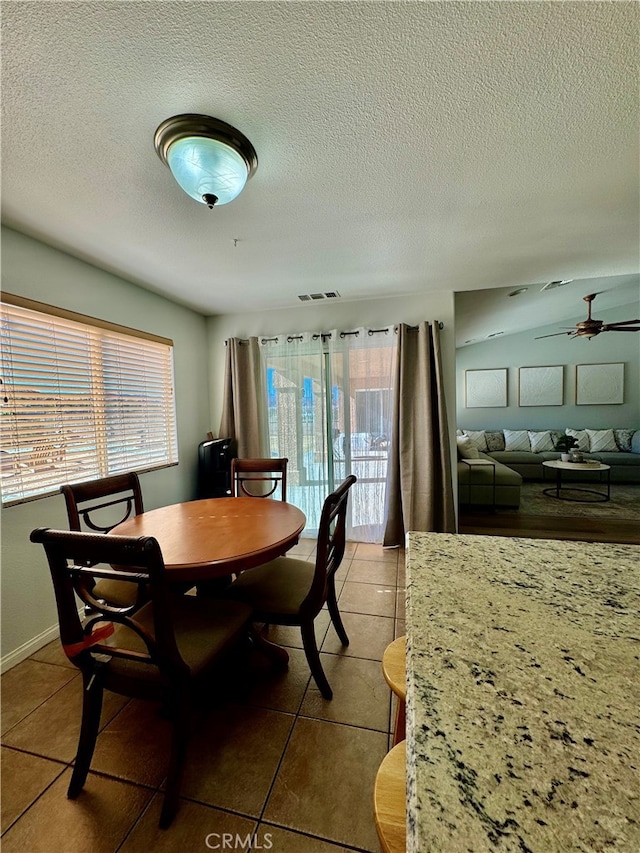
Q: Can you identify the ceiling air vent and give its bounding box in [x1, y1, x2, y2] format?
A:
[540, 279, 573, 292]
[298, 291, 341, 302]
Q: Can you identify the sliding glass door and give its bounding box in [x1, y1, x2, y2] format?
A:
[261, 328, 396, 541]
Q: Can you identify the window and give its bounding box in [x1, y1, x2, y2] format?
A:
[1, 294, 179, 505]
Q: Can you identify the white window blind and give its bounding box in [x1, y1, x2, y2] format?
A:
[1, 294, 179, 505]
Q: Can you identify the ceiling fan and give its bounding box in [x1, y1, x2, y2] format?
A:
[535, 293, 640, 340]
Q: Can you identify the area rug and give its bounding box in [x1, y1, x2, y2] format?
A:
[502, 481, 640, 521]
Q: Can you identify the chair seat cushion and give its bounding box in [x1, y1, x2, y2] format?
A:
[92, 578, 141, 609]
[225, 557, 315, 619]
[106, 596, 252, 682]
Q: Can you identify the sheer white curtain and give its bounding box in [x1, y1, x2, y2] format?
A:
[259, 327, 396, 542]
[260, 332, 328, 535]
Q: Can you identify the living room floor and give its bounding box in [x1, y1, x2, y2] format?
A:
[1, 541, 404, 853]
[459, 499, 640, 545]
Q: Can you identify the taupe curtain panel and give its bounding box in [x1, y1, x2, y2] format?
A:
[219, 337, 269, 458]
[383, 322, 455, 546]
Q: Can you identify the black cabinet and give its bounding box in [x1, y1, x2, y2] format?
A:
[197, 438, 233, 499]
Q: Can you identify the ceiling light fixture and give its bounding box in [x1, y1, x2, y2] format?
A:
[154, 114, 258, 208]
[508, 287, 529, 297]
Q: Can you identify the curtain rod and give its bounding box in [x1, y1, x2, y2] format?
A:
[226, 321, 444, 345]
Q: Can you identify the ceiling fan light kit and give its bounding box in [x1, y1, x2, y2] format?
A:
[154, 114, 258, 208]
[535, 293, 640, 340]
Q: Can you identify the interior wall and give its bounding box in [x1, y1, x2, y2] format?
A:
[455, 301, 640, 431]
[1, 227, 211, 666]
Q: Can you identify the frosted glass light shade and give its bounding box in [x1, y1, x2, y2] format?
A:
[154, 114, 258, 208]
[167, 136, 249, 206]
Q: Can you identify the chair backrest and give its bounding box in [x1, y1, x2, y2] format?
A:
[304, 475, 357, 611]
[30, 527, 186, 682]
[61, 473, 144, 533]
[230, 458, 288, 501]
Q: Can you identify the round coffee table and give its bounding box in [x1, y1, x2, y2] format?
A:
[542, 460, 611, 502]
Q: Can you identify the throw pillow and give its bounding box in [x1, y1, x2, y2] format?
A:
[550, 430, 565, 447]
[528, 430, 554, 453]
[456, 436, 480, 459]
[504, 429, 530, 452]
[485, 430, 505, 452]
[566, 428, 589, 452]
[614, 429, 634, 452]
[586, 428, 618, 453]
[463, 430, 488, 452]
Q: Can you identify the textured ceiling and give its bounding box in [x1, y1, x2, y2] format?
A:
[2, 1, 639, 337]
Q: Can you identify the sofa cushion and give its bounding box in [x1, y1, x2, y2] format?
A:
[489, 450, 540, 465]
[504, 429, 530, 451]
[528, 430, 554, 453]
[458, 459, 522, 486]
[586, 428, 618, 452]
[457, 436, 480, 459]
[485, 430, 505, 452]
[590, 452, 639, 467]
[566, 428, 589, 451]
[463, 430, 488, 451]
[614, 429, 635, 452]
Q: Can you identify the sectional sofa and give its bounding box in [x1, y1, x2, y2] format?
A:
[457, 427, 640, 508]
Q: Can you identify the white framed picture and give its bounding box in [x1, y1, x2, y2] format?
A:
[575, 362, 624, 405]
[464, 368, 507, 408]
[518, 365, 564, 407]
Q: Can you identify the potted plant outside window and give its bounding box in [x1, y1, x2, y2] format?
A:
[554, 434, 579, 462]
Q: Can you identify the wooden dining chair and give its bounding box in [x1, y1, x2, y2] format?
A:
[61, 473, 146, 609]
[230, 458, 288, 501]
[30, 527, 253, 829]
[224, 474, 356, 699]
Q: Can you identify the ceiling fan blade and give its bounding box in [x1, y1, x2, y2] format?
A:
[602, 326, 640, 332]
[534, 331, 576, 339]
[602, 318, 640, 327]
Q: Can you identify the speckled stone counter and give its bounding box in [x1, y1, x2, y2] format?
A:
[406, 532, 640, 852]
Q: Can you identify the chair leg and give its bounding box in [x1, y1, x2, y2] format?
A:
[392, 697, 406, 746]
[326, 581, 349, 647]
[68, 669, 104, 799]
[301, 620, 332, 700]
[159, 691, 190, 829]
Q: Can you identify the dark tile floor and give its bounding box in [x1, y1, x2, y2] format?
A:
[1, 542, 405, 852]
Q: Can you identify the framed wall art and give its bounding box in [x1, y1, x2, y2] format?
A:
[464, 368, 507, 408]
[575, 362, 624, 405]
[518, 365, 564, 407]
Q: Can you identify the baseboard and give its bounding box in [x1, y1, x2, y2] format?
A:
[1, 623, 60, 674]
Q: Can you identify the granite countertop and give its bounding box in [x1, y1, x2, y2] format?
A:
[406, 532, 640, 852]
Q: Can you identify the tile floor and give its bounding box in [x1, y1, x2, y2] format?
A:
[1, 541, 406, 853]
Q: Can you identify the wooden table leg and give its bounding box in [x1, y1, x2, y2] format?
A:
[251, 625, 290, 667]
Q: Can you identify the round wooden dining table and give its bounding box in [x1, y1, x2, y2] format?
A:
[110, 497, 306, 585]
